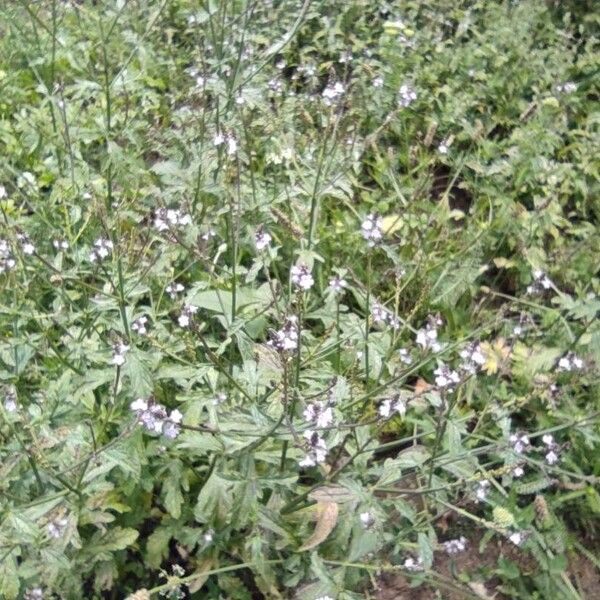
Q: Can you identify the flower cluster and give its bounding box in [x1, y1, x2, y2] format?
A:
[299, 430, 327, 467]
[268, 316, 299, 352]
[16, 232, 35, 255]
[378, 394, 407, 419]
[474, 480, 491, 502]
[303, 400, 334, 428]
[556, 81, 577, 94]
[47, 516, 68, 539]
[526, 269, 552, 294]
[290, 263, 314, 291]
[416, 315, 443, 352]
[433, 364, 460, 390]
[255, 228, 272, 251]
[166, 282, 185, 298]
[403, 556, 424, 572]
[214, 132, 238, 155]
[24, 589, 44, 600]
[542, 434, 560, 465]
[370, 301, 400, 330]
[398, 347, 413, 365]
[89, 238, 113, 263]
[557, 351, 583, 372]
[132, 316, 149, 335]
[360, 213, 383, 246]
[398, 83, 417, 107]
[443, 536, 467, 555]
[509, 432, 530, 454]
[178, 304, 198, 328]
[459, 342, 486, 374]
[0, 238, 16, 273]
[130, 398, 182, 439]
[328, 275, 347, 294]
[4, 387, 17, 413]
[112, 341, 129, 366]
[53, 239, 69, 251]
[153, 207, 192, 232]
[321, 81, 345, 105]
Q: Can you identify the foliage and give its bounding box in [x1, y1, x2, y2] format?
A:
[0, 1, 598, 599]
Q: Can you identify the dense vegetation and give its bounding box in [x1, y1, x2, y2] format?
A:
[0, 1, 599, 598]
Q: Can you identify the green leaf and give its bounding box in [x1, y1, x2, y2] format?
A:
[146, 527, 172, 569]
[0, 549, 19, 600]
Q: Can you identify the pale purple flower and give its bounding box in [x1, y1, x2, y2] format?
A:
[291, 263, 314, 291]
[360, 213, 383, 247]
[398, 83, 417, 107]
[299, 430, 327, 467]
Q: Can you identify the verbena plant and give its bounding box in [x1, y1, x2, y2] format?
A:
[0, 1, 598, 598]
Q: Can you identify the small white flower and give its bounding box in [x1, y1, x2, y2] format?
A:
[328, 275, 347, 293]
[373, 76, 384, 88]
[370, 301, 388, 325]
[111, 341, 129, 366]
[509, 531, 525, 546]
[322, 81, 345, 105]
[130, 398, 148, 412]
[434, 364, 460, 389]
[268, 316, 299, 352]
[378, 395, 407, 419]
[213, 133, 225, 146]
[131, 316, 149, 336]
[255, 228, 272, 251]
[509, 433, 530, 454]
[47, 517, 68, 539]
[557, 351, 583, 372]
[53, 239, 69, 250]
[213, 392, 227, 406]
[203, 529, 214, 543]
[4, 388, 17, 413]
[556, 81, 577, 94]
[545, 450, 559, 465]
[290, 263, 314, 291]
[89, 238, 113, 263]
[24, 588, 44, 600]
[438, 139, 450, 154]
[0, 185, 6, 199]
[542, 434, 554, 446]
[359, 512, 373, 527]
[475, 480, 490, 502]
[299, 430, 327, 467]
[226, 135, 238, 155]
[170, 409, 183, 423]
[360, 213, 383, 247]
[16, 233, 35, 255]
[398, 83, 417, 107]
[178, 304, 198, 328]
[443, 536, 467, 555]
[403, 556, 424, 571]
[166, 282, 185, 298]
[513, 465, 525, 478]
[303, 401, 334, 428]
[398, 348, 413, 365]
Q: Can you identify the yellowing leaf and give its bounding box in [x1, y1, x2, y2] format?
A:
[381, 214, 403, 235]
[298, 501, 339, 551]
[480, 338, 511, 375]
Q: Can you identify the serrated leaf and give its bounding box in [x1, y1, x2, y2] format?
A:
[146, 528, 172, 569]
